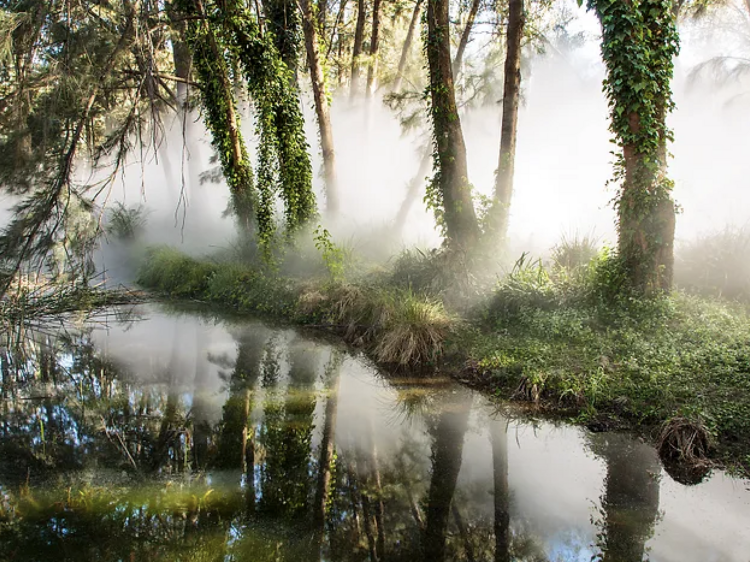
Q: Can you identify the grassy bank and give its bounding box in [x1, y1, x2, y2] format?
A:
[137, 246, 750, 476]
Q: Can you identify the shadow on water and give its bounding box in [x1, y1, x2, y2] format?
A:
[1, 304, 749, 562]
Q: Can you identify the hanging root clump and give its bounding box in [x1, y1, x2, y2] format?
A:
[657, 417, 712, 477]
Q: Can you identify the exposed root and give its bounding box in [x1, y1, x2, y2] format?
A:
[657, 416, 712, 465]
[512, 376, 541, 403]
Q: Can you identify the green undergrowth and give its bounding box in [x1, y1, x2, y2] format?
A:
[137, 246, 452, 367]
[137, 245, 750, 472]
[469, 252, 750, 471]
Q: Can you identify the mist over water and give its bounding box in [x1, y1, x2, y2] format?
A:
[62, 2, 750, 283]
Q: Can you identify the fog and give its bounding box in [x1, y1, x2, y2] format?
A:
[48, 1, 749, 283]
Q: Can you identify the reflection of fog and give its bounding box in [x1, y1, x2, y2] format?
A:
[1, 306, 749, 562]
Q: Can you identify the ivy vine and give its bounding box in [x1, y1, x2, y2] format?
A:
[583, 0, 680, 290]
[177, 0, 316, 249]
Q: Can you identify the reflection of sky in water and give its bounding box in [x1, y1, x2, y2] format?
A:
[3, 304, 750, 562]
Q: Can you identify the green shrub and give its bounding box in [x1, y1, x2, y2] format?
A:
[137, 247, 216, 297]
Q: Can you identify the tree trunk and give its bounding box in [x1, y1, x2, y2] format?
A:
[300, 0, 340, 217]
[167, 1, 193, 102]
[422, 392, 472, 562]
[264, 0, 301, 72]
[491, 417, 510, 562]
[181, 0, 255, 234]
[350, 0, 368, 99]
[452, 0, 481, 81]
[425, 0, 480, 250]
[319, 0, 328, 37]
[365, 0, 382, 97]
[491, 0, 524, 246]
[592, 0, 678, 294]
[394, 149, 431, 233]
[598, 435, 661, 562]
[452, 504, 476, 562]
[393, 0, 423, 92]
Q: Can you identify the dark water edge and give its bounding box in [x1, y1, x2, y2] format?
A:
[1, 303, 749, 562]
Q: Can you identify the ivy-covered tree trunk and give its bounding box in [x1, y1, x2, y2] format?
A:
[365, 0, 382, 97]
[222, 0, 317, 238]
[300, 0, 340, 217]
[425, 0, 480, 250]
[350, 0, 367, 98]
[393, 0, 423, 92]
[178, 0, 256, 234]
[589, 0, 679, 293]
[264, 0, 302, 72]
[452, 0, 482, 80]
[490, 0, 524, 246]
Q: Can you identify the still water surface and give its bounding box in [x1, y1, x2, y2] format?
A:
[1, 305, 748, 561]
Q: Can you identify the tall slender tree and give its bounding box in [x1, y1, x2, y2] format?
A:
[300, 0, 340, 216]
[350, 0, 368, 98]
[424, 0, 481, 250]
[366, 0, 383, 97]
[453, 0, 482, 80]
[393, 0, 424, 92]
[490, 0, 525, 246]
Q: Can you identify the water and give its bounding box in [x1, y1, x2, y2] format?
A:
[1, 305, 748, 562]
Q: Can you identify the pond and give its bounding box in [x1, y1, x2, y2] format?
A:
[1, 305, 748, 562]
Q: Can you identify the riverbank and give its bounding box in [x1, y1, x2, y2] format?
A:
[136, 246, 750, 477]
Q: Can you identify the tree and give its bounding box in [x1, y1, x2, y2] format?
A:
[300, 0, 340, 217]
[489, 0, 525, 247]
[366, 0, 383, 97]
[350, 0, 368, 98]
[585, 0, 680, 293]
[453, 0, 483, 81]
[424, 0, 481, 250]
[177, 0, 257, 235]
[393, 0, 424, 92]
[0, 0, 167, 294]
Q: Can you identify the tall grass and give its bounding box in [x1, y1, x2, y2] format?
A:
[675, 226, 750, 301]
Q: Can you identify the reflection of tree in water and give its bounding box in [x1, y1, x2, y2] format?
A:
[212, 326, 268, 474]
[591, 433, 662, 562]
[258, 340, 319, 519]
[0, 318, 670, 562]
[423, 389, 473, 562]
